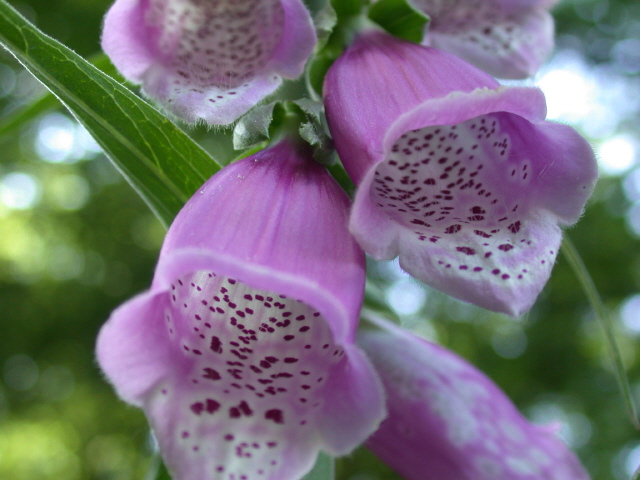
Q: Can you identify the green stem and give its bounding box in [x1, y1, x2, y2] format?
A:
[144, 452, 162, 480]
[301, 453, 335, 480]
[561, 235, 640, 430]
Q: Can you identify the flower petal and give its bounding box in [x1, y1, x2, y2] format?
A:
[529, 121, 600, 225]
[101, 0, 316, 124]
[142, 67, 282, 125]
[145, 272, 364, 480]
[359, 106, 592, 315]
[97, 140, 385, 480]
[412, 0, 556, 78]
[96, 290, 173, 405]
[358, 318, 591, 480]
[323, 31, 499, 185]
[324, 32, 597, 316]
[157, 140, 366, 341]
[271, 0, 319, 78]
[101, 0, 157, 81]
[316, 345, 386, 454]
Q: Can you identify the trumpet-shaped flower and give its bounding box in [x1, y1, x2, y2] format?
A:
[96, 140, 385, 480]
[102, 0, 316, 125]
[324, 31, 597, 316]
[408, 0, 557, 78]
[358, 317, 590, 480]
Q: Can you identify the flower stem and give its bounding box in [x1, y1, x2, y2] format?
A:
[561, 235, 640, 430]
[144, 453, 162, 480]
[302, 453, 335, 480]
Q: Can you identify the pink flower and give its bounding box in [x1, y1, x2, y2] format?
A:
[359, 316, 591, 480]
[410, 0, 558, 78]
[102, 0, 317, 124]
[324, 31, 597, 316]
[96, 140, 385, 480]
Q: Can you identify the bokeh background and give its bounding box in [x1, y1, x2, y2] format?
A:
[1, 0, 640, 479]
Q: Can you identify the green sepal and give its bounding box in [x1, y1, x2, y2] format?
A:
[232, 102, 278, 150]
[293, 99, 335, 165]
[368, 0, 430, 44]
[314, 1, 339, 52]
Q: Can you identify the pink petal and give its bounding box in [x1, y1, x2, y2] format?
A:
[359, 317, 591, 480]
[323, 32, 499, 186]
[324, 31, 597, 316]
[97, 140, 385, 480]
[412, 0, 556, 78]
[156, 140, 366, 341]
[101, 0, 316, 124]
[96, 290, 173, 405]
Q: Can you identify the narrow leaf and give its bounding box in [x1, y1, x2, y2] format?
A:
[0, 52, 117, 138]
[0, 0, 221, 226]
[368, 0, 430, 44]
[562, 235, 640, 430]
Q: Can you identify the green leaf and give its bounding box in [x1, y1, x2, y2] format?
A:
[331, 0, 363, 18]
[302, 453, 335, 480]
[0, 52, 117, 138]
[562, 235, 640, 430]
[368, 0, 430, 44]
[0, 0, 221, 227]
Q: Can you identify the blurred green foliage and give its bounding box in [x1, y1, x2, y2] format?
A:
[1, 0, 640, 479]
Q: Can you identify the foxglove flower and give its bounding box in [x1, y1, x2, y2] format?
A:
[408, 0, 557, 78]
[96, 140, 385, 480]
[102, 0, 317, 125]
[359, 317, 590, 480]
[324, 31, 597, 316]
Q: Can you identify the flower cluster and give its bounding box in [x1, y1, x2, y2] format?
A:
[98, 1, 597, 480]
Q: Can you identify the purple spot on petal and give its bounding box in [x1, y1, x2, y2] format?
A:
[203, 368, 221, 380]
[265, 409, 284, 424]
[206, 398, 220, 414]
[210, 336, 223, 353]
[190, 402, 204, 415]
